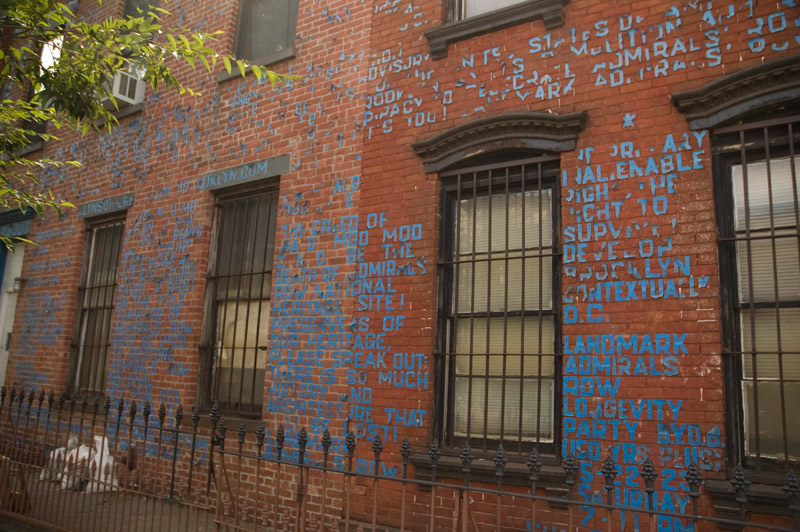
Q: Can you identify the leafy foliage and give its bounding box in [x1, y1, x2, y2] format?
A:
[0, 0, 296, 247]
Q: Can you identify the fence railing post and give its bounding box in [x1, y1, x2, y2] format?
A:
[784, 469, 800, 531]
[459, 441, 473, 532]
[428, 439, 440, 532]
[494, 445, 506, 529]
[344, 430, 355, 532]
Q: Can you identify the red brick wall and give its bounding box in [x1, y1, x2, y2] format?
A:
[4, 0, 798, 529]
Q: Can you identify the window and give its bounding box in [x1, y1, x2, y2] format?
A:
[715, 113, 800, 469]
[424, 0, 567, 59]
[204, 186, 277, 414]
[438, 156, 559, 453]
[18, 37, 60, 152]
[72, 218, 125, 394]
[459, 0, 525, 18]
[124, 0, 159, 17]
[234, 0, 298, 64]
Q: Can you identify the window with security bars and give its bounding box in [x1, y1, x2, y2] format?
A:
[73, 219, 124, 394]
[438, 156, 559, 453]
[715, 113, 800, 468]
[205, 187, 277, 414]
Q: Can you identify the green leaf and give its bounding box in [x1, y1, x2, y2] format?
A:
[222, 55, 231, 73]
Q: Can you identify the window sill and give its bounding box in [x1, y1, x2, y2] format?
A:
[216, 47, 296, 83]
[92, 102, 144, 127]
[410, 452, 568, 505]
[706, 478, 795, 527]
[15, 140, 44, 157]
[425, 0, 568, 59]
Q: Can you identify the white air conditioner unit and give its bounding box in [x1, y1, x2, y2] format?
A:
[102, 71, 145, 110]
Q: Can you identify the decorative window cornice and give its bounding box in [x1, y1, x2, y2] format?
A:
[411, 111, 587, 173]
[672, 55, 800, 131]
[424, 0, 569, 60]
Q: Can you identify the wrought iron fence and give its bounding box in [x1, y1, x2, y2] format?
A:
[0, 386, 798, 532]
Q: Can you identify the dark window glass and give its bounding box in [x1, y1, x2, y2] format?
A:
[207, 188, 277, 413]
[124, 0, 159, 17]
[234, 0, 298, 62]
[73, 219, 124, 394]
[438, 156, 559, 454]
[715, 114, 800, 469]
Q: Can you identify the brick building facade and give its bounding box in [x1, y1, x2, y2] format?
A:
[2, 0, 799, 529]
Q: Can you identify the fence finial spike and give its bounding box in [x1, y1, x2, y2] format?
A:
[494, 444, 507, 476]
[563, 452, 578, 480]
[218, 417, 227, 441]
[460, 441, 473, 467]
[685, 460, 704, 498]
[322, 428, 332, 453]
[372, 433, 383, 461]
[428, 438, 441, 465]
[527, 447, 542, 478]
[210, 402, 220, 427]
[238, 420, 247, 444]
[601, 454, 618, 485]
[276, 424, 286, 449]
[731, 463, 751, 503]
[783, 469, 800, 503]
[256, 422, 266, 447]
[400, 438, 411, 463]
[641, 457, 658, 490]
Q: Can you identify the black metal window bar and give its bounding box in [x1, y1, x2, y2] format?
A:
[715, 114, 800, 470]
[1, 388, 798, 532]
[438, 156, 560, 454]
[205, 187, 277, 414]
[72, 219, 124, 394]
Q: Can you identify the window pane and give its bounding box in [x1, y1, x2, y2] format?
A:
[736, 230, 800, 303]
[458, 190, 551, 254]
[455, 316, 554, 366]
[463, 0, 525, 18]
[236, 0, 296, 61]
[741, 308, 800, 380]
[214, 301, 270, 408]
[743, 381, 800, 459]
[453, 378, 553, 441]
[457, 253, 552, 312]
[733, 156, 800, 231]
